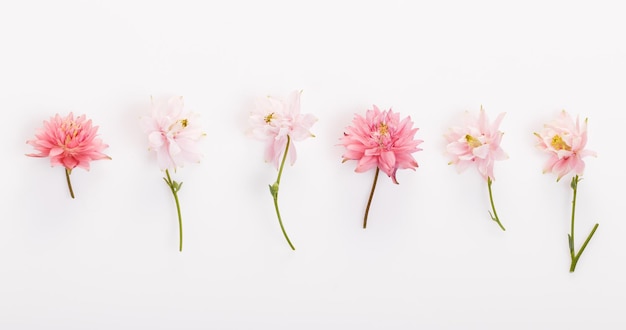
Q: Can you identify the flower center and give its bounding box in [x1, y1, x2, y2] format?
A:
[61, 119, 81, 146]
[168, 119, 189, 133]
[264, 112, 275, 123]
[378, 122, 389, 136]
[550, 135, 571, 151]
[465, 134, 482, 148]
[374, 122, 391, 149]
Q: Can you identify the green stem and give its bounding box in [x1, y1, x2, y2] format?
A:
[165, 169, 183, 252]
[568, 175, 599, 273]
[570, 223, 599, 272]
[363, 167, 380, 229]
[270, 136, 295, 250]
[65, 168, 75, 199]
[569, 175, 578, 260]
[487, 177, 505, 231]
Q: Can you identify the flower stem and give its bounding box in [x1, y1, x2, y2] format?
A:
[363, 167, 380, 229]
[569, 176, 578, 260]
[164, 169, 183, 252]
[487, 177, 505, 231]
[65, 168, 75, 199]
[269, 136, 295, 250]
[568, 175, 599, 272]
[570, 223, 599, 272]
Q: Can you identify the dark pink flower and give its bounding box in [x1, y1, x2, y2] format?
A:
[26, 112, 110, 198]
[340, 105, 422, 184]
[27, 112, 110, 170]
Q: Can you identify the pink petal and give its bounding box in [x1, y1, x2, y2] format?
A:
[472, 145, 489, 159]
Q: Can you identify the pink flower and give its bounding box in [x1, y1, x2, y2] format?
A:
[340, 105, 422, 229]
[249, 90, 317, 169]
[444, 107, 508, 181]
[534, 110, 596, 181]
[140, 96, 204, 252]
[26, 112, 110, 198]
[140, 96, 205, 171]
[535, 111, 599, 272]
[444, 107, 508, 231]
[339, 105, 422, 184]
[27, 112, 110, 170]
[248, 90, 316, 250]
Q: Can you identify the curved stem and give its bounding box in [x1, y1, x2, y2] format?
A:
[65, 168, 75, 199]
[165, 169, 183, 252]
[487, 177, 505, 231]
[363, 167, 380, 229]
[272, 192, 295, 250]
[270, 136, 295, 250]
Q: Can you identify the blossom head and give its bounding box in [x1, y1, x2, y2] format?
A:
[248, 90, 317, 169]
[140, 96, 205, 171]
[534, 110, 596, 181]
[339, 105, 422, 184]
[444, 107, 508, 181]
[27, 112, 110, 170]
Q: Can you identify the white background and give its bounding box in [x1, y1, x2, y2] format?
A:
[1, 0, 625, 329]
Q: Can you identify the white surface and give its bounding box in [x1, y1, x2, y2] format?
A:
[1, 1, 625, 329]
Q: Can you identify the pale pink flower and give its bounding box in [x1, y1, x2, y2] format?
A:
[535, 111, 599, 272]
[444, 107, 508, 181]
[27, 112, 110, 170]
[140, 96, 204, 252]
[249, 90, 317, 169]
[248, 90, 316, 250]
[534, 110, 596, 181]
[339, 105, 422, 184]
[140, 96, 204, 171]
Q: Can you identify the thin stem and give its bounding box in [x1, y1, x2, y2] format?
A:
[570, 223, 599, 272]
[270, 136, 295, 250]
[65, 168, 75, 199]
[568, 175, 599, 273]
[487, 177, 505, 231]
[276, 137, 289, 187]
[165, 169, 183, 252]
[569, 175, 578, 260]
[363, 167, 380, 229]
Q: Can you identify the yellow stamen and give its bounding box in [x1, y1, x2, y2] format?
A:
[551, 135, 571, 151]
[62, 120, 80, 146]
[465, 134, 482, 148]
[264, 112, 275, 123]
[168, 119, 189, 132]
[378, 122, 388, 135]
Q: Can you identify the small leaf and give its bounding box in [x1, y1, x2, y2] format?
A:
[568, 234, 574, 253]
[269, 182, 279, 198]
[171, 180, 182, 191]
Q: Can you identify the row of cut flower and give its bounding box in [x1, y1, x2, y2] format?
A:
[26, 91, 598, 272]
